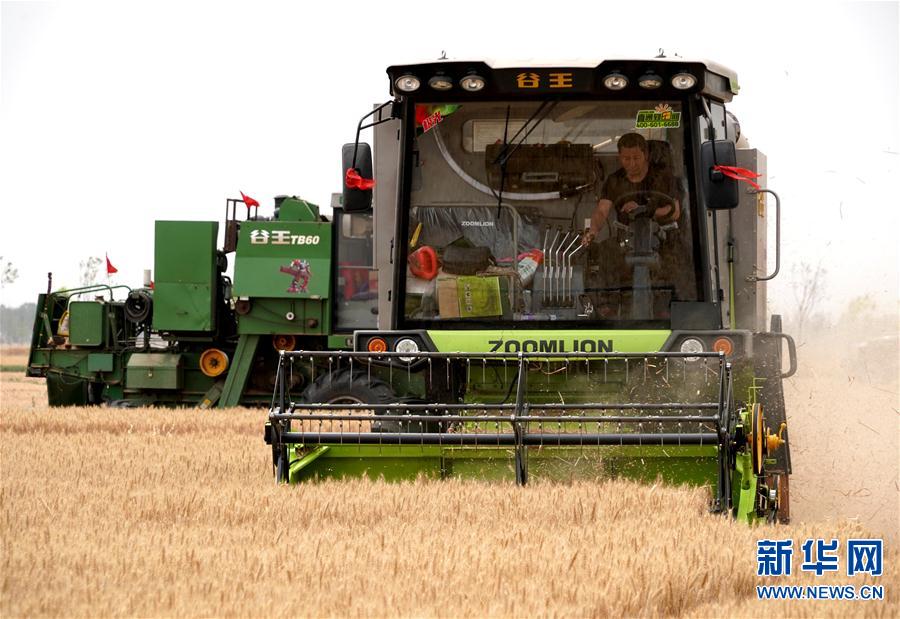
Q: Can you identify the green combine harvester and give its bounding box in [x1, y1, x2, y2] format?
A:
[27, 196, 344, 409]
[28, 56, 796, 523]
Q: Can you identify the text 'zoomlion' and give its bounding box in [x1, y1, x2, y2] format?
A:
[488, 339, 614, 353]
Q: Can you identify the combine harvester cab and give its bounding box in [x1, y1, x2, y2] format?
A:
[265, 57, 798, 524]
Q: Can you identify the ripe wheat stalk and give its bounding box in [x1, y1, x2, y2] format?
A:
[1, 357, 897, 618]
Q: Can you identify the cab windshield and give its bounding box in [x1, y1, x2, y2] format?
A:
[402, 100, 699, 325]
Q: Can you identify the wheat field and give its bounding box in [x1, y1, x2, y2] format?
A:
[1, 344, 897, 618]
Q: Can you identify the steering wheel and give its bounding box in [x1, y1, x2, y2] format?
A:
[615, 190, 677, 222]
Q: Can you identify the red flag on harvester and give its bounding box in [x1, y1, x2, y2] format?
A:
[345, 168, 376, 190]
[240, 191, 260, 209]
[106, 254, 118, 275]
[712, 165, 762, 190]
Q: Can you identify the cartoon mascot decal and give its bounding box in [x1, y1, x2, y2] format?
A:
[280, 259, 312, 293]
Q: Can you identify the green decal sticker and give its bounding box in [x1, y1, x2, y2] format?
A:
[457, 276, 502, 318]
[635, 104, 682, 129]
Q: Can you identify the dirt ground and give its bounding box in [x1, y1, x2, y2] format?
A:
[784, 335, 899, 544]
[1, 341, 897, 617]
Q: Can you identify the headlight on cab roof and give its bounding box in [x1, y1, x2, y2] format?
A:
[671, 72, 697, 90]
[459, 74, 485, 92]
[395, 74, 421, 93]
[429, 75, 453, 91]
[638, 72, 663, 89]
[602, 72, 628, 90]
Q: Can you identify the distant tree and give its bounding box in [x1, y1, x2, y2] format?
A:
[0, 303, 37, 344]
[791, 260, 826, 339]
[79, 257, 103, 288]
[838, 295, 896, 339]
[839, 294, 877, 325]
[0, 256, 18, 285]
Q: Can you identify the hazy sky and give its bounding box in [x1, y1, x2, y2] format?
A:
[1, 1, 898, 317]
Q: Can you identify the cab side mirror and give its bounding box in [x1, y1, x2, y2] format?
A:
[700, 140, 740, 210]
[342, 143, 373, 212]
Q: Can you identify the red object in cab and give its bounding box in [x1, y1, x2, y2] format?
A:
[408, 246, 439, 280]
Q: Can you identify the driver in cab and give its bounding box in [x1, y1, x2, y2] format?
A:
[582, 132, 680, 245]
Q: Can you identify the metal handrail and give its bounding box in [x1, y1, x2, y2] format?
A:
[747, 188, 780, 282]
[281, 350, 725, 360]
[272, 413, 721, 424]
[56, 284, 133, 302]
[278, 402, 720, 412]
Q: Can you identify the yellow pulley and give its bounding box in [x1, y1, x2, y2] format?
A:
[749, 403, 765, 477]
[766, 423, 787, 453]
[199, 348, 229, 377]
[748, 404, 787, 477]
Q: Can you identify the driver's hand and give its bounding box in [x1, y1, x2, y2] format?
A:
[581, 230, 595, 246]
[653, 204, 675, 222]
[621, 200, 640, 214]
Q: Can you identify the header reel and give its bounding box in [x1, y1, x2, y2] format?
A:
[263, 348, 784, 520]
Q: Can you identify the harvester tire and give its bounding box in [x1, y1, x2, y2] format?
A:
[776, 473, 791, 524]
[299, 368, 396, 429]
[374, 399, 452, 434]
[298, 369, 448, 433]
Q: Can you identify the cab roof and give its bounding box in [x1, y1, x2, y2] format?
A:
[386, 57, 739, 102]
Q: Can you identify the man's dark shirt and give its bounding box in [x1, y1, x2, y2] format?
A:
[600, 168, 680, 222]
